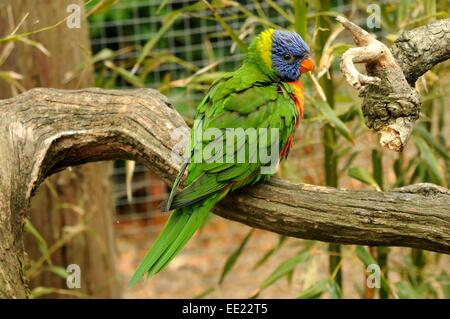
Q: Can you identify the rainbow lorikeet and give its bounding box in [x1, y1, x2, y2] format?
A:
[130, 29, 314, 285]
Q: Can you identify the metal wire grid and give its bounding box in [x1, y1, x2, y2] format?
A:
[88, 0, 292, 86]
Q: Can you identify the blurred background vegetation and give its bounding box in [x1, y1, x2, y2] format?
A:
[0, 0, 449, 298]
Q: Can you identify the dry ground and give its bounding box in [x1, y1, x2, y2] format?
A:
[114, 215, 449, 299]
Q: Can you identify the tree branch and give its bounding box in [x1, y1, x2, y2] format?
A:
[392, 18, 450, 86]
[0, 88, 449, 296]
[337, 17, 450, 152]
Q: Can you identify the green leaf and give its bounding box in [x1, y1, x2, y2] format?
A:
[91, 48, 115, 64]
[395, 281, 420, 299]
[253, 235, 287, 270]
[88, 0, 119, 15]
[46, 266, 69, 280]
[355, 246, 377, 266]
[339, 151, 359, 175]
[104, 61, 145, 88]
[31, 287, 91, 299]
[398, 0, 410, 25]
[414, 125, 450, 161]
[156, 0, 170, 14]
[260, 243, 313, 289]
[414, 136, 443, 185]
[219, 229, 253, 284]
[437, 271, 450, 298]
[194, 286, 216, 299]
[202, 1, 247, 53]
[31, 287, 55, 299]
[348, 167, 381, 191]
[286, 269, 295, 285]
[131, 12, 181, 74]
[24, 218, 51, 264]
[298, 279, 330, 299]
[371, 149, 384, 190]
[329, 280, 342, 299]
[314, 100, 355, 144]
[330, 43, 353, 58]
[266, 0, 294, 24]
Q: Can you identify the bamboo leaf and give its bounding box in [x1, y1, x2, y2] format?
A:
[339, 151, 359, 176]
[329, 280, 342, 298]
[348, 167, 381, 191]
[131, 12, 181, 74]
[437, 271, 450, 299]
[156, 0, 171, 14]
[202, 0, 248, 53]
[31, 287, 55, 299]
[356, 246, 376, 266]
[31, 287, 91, 299]
[219, 229, 254, 284]
[91, 48, 115, 64]
[414, 125, 450, 161]
[266, 0, 294, 24]
[314, 100, 355, 144]
[260, 243, 313, 289]
[194, 286, 216, 299]
[87, 0, 119, 16]
[24, 218, 51, 265]
[253, 235, 287, 270]
[46, 266, 69, 280]
[104, 61, 145, 88]
[371, 149, 384, 190]
[414, 136, 443, 185]
[0, 70, 23, 81]
[330, 43, 353, 57]
[298, 279, 330, 299]
[395, 281, 420, 299]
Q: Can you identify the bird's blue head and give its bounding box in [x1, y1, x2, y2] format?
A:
[249, 29, 314, 82]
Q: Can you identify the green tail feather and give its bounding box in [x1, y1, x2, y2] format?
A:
[129, 194, 219, 287]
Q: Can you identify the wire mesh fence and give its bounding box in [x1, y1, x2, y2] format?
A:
[88, 0, 290, 86]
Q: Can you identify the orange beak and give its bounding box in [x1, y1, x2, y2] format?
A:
[300, 58, 315, 74]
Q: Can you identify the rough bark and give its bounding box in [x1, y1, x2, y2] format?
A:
[0, 87, 448, 298]
[337, 17, 450, 152]
[0, 1, 118, 298]
[391, 19, 450, 86]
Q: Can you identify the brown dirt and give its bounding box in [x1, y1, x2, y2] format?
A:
[114, 215, 450, 299]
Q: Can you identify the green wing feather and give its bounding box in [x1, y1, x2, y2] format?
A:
[129, 64, 300, 286]
[163, 160, 188, 211]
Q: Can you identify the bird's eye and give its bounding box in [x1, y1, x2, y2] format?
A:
[282, 53, 296, 63]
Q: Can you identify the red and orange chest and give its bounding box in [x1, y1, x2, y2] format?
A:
[279, 80, 305, 158]
[288, 80, 305, 119]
